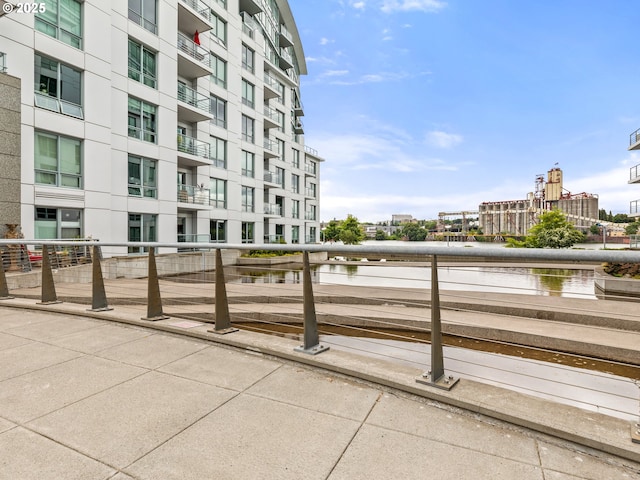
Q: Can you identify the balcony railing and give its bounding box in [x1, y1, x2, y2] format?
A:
[630, 128, 640, 149]
[630, 200, 640, 216]
[177, 32, 210, 68]
[304, 145, 319, 156]
[304, 162, 316, 175]
[263, 234, 284, 243]
[264, 105, 280, 127]
[264, 204, 282, 216]
[264, 170, 284, 186]
[263, 137, 280, 155]
[177, 83, 210, 112]
[629, 164, 640, 183]
[305, 211, 316, 221]
[178, 0, 211, 22]
[177, 134, 210, 158]
[305, 188, 316, 198]
[177, 184, 210, 205]
[279, 24, 293, 47]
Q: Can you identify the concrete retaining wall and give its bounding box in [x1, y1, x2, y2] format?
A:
[593, 266, 640, 299]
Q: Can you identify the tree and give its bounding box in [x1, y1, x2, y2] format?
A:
[375, 229, 387, 241]
[400, 223, 427, 241]
[589, 224, 600, 235]
[625, 222, 640, 235]
[338, 215, 365, 245]
[524, 209, 585, 248]
[322, 220, 341, 243]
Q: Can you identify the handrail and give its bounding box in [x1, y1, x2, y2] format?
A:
[630, 128, 640, 147]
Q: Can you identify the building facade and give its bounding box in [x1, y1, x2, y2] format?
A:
[0, 0, 321, 255]
[629, 128, 640, 216]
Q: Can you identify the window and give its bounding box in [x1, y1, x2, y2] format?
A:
[209, 178, 226, 208]
[128, 0, 157, 34]
[306, 205, 316, 221]
[241, 115, 254, 143]
[211, 219, 226, 243]
[128, 155, 157, 198]
[241, 150, 254, 177]
[128, 96, 157, 143]
[276, 111, 285, 133]
[210, 54, 226, 88]
[309, 226, 317, 243]
[276, 81, 285, 104]
[34, 131, 82, 188]
[276, 167, 285, 188]
[242, 44, 254, 73]
[291, 174, 299, 194]
[35, 0, 82, 49]
[242, 186, 254, 212]
[210, 136, 226, 168]
[292, 149, 300, 168]
[35, 207, 82, 239]
[34, 54, 83, 118]
[241, 79, 254, 108]
[211, 95, 226, 128]
[277, 138, 285, 158]
[291, 225, 299, 244]
[128, 39, 157, 88]
[211, 12, 226, 47]
[292, 200, 300, 219]
[242, 222, 254, 243]
[212, 0, 226, 8]
[128, 213, 157, 253]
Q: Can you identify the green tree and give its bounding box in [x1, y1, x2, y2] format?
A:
[322, 220, 341, 243]
[612, 213, 631, 223]
[375, 229, 387, 241]
[625, 222, 640, 235]
[338, 215, 365, 245]
[400, 223, 427, 241]
[524, 210, 585, 248]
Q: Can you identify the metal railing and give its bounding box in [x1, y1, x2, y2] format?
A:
[630, 128, 640, 148]
[178, 84, 210, 113]
[177, 184, 210, 205]
[177, 134, 210, 158]
[177, 32, 210, 68]
[630, 164, 640, 183]
[263, 203, 282, 215]
[178, 0, 211, 22]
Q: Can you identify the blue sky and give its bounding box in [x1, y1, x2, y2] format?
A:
[289, 0, 640, 223]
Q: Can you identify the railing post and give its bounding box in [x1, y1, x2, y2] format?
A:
[88, 246, 112, 312]
[141, 247, 169, 321]
[417, 255, 459, 390]
[0, 253, 14, 300]
[295, 251, 329, 355]
[38, 245, 61, 305]
[208, 249, 238, 334]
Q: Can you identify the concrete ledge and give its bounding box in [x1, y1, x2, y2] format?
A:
[236, 251, 328, 266]
[594, 266, 640, 299]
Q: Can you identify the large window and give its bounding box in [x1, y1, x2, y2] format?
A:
[292, 148, 300, 168]
[34, 131, 82, 188]
[35, 207, 82, 239]
[241, 150, 254, 178]
[35, 0, 82, 49]
[292, 200, 300, 219]
[210, 136, 226, 169]
[128, 213, 157, 253]
[211, 220, 226, 243]
[128, 96, 157, 143]
[34, 54, 83, 118]
[241, 79, 254, 108]
[211, 95, 226, 128]
[291, 225, 299, 244]
[128, 155, 157, 198]
[128, 0, 157, 34]
[128, 39, 157, 88]
[209, 178, 226, 209]
[210, 54, 226, 88]
[241, 114, 254, 143]
[211, 12, 226, 46]
[242, 44, 254, 73]
[242, 186, 254, 212]
[291, 174, 299, 194]
[241, 222, 254, 244]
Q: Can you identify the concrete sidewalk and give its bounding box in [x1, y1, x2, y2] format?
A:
[1, 304, 640, 479]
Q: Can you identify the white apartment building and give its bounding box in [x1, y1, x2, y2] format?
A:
[0, 0, 322, 255]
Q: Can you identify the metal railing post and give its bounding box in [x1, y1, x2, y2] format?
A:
[38, 245, 61, 305]
[417, 255, 459, 390]
[88, 246, 112, 312]
[208, 249, 238, 334]
[295, 251, 329, 355]
[141, 247, 169, 321]
[0, 253, 14, 300]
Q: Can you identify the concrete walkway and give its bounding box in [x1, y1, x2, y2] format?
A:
[1, 303, 640, 479]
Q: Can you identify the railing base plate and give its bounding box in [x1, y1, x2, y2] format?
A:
[88, 307, 113, 312]
[141, 315, 170, 322]
[208, 327, 239, 335]
[295, 344, 330, 356]
[0, 296, 14, 300]
[416, 374, 460, 391]
[37, 301, 62, 305]
[632, 425, 640, 444]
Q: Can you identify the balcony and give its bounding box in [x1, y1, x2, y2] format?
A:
[263, 137, 280, 159]
[239, 0, 263, 15]
[304, 162, 316, 176]
[264, 170, 284, 187]
[293, 119, 304, 135]
[263, 72, 280, 100]
[629, 163, 640, 184]
[263, 105, 279, 129]
[177, 134, 212, 167]
[305, 211, 317, 221]
[178, 0, 212, 35]
[263, 204, 282, 217]
[630, 128, 640, 151]
[241, 12, 257, 39]
[279, 24, 294, 48]
[293, 99, 304, 117]
[177, 83, 212, 123]
[177, 184, 211, 208]
[279, 48, 294, 70]
[305, 187, 316, 199]
[177, 32, 212, 79]
[631, 200, 640, 217]
[263, 234, 285, 244]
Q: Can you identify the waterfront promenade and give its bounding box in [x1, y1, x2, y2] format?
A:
[1, 299, 640, 479]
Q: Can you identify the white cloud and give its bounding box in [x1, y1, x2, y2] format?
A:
[352, 1, 366, 9]
[425, 130, 463, 149]
[381, 0, 447, 14]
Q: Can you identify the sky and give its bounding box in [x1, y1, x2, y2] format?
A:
[288, 0, 640, 223]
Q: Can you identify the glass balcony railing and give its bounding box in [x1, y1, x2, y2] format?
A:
[177, 134, 210, 158]
[177, 184, 210, 205]
[630, 128, 640, 149]
[263, 204, 282, 216]
[177, 32, 210, 68]
[178, 0, 211, 22]
[630, 163, 640, 183]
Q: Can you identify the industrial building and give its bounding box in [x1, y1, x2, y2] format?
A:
[479, 168, 599, 235]
[0, 0, 322, 256]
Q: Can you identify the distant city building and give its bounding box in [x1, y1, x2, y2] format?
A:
[479, 168, 599, 235]
[629, 129, 640, 217]
[0, 0, 322, 254]
[391, 214, 414, 224]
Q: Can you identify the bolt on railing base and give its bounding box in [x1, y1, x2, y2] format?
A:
[294, 344, 330, 356]
[207, 326, 239, 335]
[632, 424, 640, 444]
[416, 372, 460, 391]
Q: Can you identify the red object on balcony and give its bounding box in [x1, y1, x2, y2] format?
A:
[193, 30, 200, 45]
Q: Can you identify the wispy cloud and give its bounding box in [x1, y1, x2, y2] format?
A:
[381, 0, 447, 14]
[425, 130, 463, 148]
[322, 70, 428, 86]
